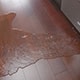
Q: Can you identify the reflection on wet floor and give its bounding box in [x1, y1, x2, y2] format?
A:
[0, 13, 80, 77]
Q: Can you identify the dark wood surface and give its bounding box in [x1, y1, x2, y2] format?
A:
[0, 0, 80, 79]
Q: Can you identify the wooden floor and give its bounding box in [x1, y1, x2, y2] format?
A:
[0, 0, 80, 80]
[0, 55, 80, 80]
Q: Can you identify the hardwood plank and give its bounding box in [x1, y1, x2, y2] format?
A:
[48, 58, 67, 75]
[0, 75, 12, 80]
[0, 69, 25, 80]
[11, 69, 25, 80]
[56, 71, 73, 80]
[0, 0, 47, 33]
[62, 55, 80, 80]
[23, 64, 40, 80]
[36, 59, 56, 80]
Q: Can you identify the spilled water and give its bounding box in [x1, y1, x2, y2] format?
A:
[0, 13, 80, 77]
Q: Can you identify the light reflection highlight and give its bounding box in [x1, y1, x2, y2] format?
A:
[1, 0, 31, 10]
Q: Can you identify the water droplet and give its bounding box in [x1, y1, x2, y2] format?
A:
[21, 35, 28, 38]
[50, 35, 53, 39]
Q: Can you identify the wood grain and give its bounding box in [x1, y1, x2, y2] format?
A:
[0, 0, 80, 78]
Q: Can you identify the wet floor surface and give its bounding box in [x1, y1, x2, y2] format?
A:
[0, 0, 80, 77]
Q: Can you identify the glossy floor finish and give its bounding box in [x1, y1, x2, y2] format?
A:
[0, 0, 80, 79]
[0, 56, 80, 80]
